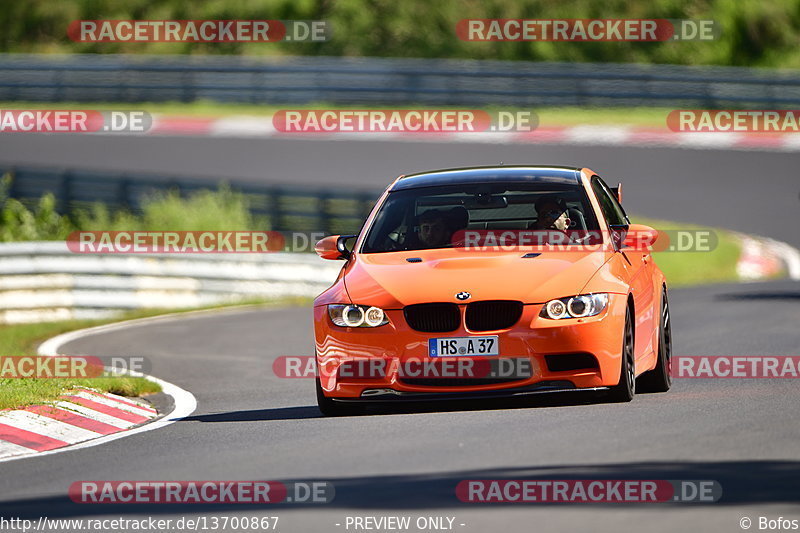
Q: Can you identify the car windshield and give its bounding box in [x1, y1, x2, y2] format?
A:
[361, 182, 600, 253]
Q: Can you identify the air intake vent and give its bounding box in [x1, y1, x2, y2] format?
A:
[465, 300, 523, 331]
[404, 303, 460, 332]
[544, 353, 600, 372]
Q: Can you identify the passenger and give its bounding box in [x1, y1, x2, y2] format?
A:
[531, 196, 571, 232]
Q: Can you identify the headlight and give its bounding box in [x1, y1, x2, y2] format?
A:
[540, 293, 608, 320]
[328, 304, 389, 327]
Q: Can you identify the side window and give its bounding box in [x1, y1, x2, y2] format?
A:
[591, 177, 627, 226]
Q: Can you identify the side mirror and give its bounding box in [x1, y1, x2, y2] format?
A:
[610, 182, 623, 203]
[315, 235, 356, 260]
[622, 224, 658, 250]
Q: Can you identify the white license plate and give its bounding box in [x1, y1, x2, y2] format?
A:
[428, 336, 499, 357]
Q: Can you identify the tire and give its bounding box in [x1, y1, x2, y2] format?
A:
[607, 306, 636, 403]
[315, 377, 363, 417]
[638, 288, 673, 393]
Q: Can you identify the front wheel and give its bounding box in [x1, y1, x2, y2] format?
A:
[638, 288, 673, 393]
[607, 306, 635, 403]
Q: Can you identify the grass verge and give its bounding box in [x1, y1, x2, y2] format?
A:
[633, 216, 742, 287]
[0, 297, 310, 410]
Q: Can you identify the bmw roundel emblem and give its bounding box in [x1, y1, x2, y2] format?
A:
[455, 291, 471, 301]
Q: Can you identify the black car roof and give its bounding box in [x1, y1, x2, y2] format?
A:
[391, 166, 582, 191]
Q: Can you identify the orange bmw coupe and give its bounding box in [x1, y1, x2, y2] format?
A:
[313, 166, 672, 415]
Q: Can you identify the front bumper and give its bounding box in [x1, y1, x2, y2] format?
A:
[314, 294, 627, 400]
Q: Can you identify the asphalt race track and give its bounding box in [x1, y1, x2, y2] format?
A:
[0, 135, 798, 532]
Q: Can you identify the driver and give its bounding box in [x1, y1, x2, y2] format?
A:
[418, 209, 451, 248]
[416, 207, 469, 248]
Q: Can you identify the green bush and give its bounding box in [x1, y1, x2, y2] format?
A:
[139, 186, 256, 231]
[1, 179, 267, 241]
[0, 174, 74, 241]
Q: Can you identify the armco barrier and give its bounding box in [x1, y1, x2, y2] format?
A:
[2, 53, 800, 108]
[0, 242, 342, 324]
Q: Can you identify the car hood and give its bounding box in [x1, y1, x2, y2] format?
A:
[343, 249, 612, 308]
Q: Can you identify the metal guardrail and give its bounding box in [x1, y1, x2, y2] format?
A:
[0, 242, 342, 324]
[1, 165, 380, 235]
[2, 53, 800, 108]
